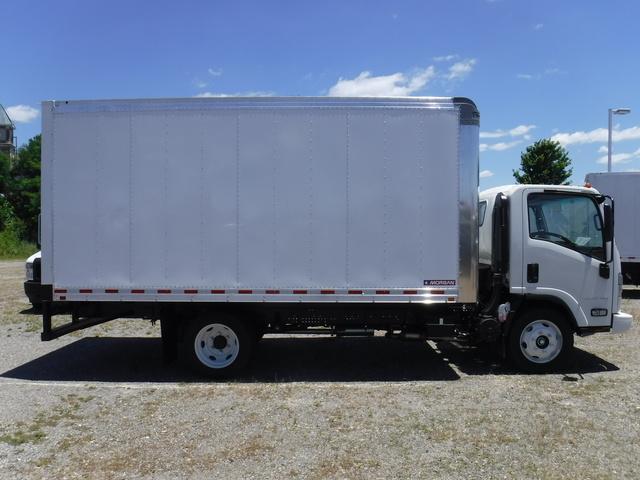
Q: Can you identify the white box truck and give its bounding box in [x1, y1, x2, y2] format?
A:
[38, 96, 632, 376]
[585, 172, 640, 285]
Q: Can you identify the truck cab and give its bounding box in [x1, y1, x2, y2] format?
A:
[480, 185, 632, 370]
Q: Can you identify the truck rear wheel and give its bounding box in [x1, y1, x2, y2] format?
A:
[182, 314, 254, 378]
[507, 308, 573, 373]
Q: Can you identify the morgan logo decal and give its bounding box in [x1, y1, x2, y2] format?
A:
[424, 279, 456, 286]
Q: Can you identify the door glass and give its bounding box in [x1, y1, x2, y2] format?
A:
[528, 193, 604, 260]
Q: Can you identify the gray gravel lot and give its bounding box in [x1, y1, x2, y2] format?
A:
[0, 260, 639, 479]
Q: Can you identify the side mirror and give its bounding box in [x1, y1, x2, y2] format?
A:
[603, 204, 614, 243]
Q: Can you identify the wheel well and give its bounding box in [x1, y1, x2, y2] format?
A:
[164, 305, 267, 342]
[510, 297, 578, 333]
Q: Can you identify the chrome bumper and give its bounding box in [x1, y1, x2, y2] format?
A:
[612, 312, 633, 334]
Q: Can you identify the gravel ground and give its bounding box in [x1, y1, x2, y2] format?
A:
[0, 259, 639, 479]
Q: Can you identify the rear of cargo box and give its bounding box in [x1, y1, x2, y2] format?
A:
[41, 97, 479, 305]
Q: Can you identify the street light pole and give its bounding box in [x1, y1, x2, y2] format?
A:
[608, 107, 632, 172]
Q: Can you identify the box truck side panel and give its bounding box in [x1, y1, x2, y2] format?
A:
[53, 115, 100, 285]
[95, 114, 130, 286]
[42, 97, 476, 303]
[201, 112, 239, 286]
[304, 112, 348, 287]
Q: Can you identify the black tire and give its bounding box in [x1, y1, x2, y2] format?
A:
[507, 308, 574, 373]
[181, 313, 255, 378]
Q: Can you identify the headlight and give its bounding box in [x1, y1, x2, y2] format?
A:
[25, 263, 34, 281]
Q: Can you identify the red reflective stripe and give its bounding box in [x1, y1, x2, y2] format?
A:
[211, 290, 225, 294]
[432, 289, 445, 295]
[448, 296, 456, 302]
[265, 289, 280, 294]
[132, 289, 145, 294]
[376, 290, 390, 295]
[79, 289, 92, 294]
[54, 289, 67, 293]
[157, 289, 171, 294]
[238, 290, 252, 294]
[293, 290, 307, 294]
[348, 290, 363, 295]
[403, 290, 418, 295]
[184, 289, 198, 294]
[321, 290, 335, 294]
[105, 289, 119, 294]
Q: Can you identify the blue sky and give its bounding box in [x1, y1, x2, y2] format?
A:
[2, 0, 639, 189]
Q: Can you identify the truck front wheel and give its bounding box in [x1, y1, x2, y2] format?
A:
[182, 314, 254, 378]
[507, 308, 573, 373]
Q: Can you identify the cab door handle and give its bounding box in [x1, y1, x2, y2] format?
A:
[527, 263, 539, 283]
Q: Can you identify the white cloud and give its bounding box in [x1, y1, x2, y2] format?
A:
[509, 125, 536, 136]
[480, 140, 522, 152]
[516, 68, 562, 81]
[480, 124, 536, 139]
[598, 145, 608, 153]
[5, 105, 39, 123]
[491, 140, 522, 151]
[534, 23, 544, 30]
[328, 67, 436, 97]
[446, 59, 476, 81]
[551, 126, 640, 146]
[596, 147, 640, 165]
[480, 169, 494, 178]
[194, 79, 207, 88]
[195, 91, 275, 98]
[208, 68, 223, 77]
[433, 54, 458, 62]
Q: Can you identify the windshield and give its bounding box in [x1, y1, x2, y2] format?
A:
[528, 193, 604, 260]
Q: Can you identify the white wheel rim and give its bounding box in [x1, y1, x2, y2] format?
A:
[519, 319, 563, 364]
[194, 323, 240, 369]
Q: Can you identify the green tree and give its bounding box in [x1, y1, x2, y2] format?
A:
[7, 135, 41, 242]
[0, 152, 10, 195]
[513, 139, 573, 185]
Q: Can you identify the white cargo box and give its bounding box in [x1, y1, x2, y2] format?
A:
[41, 97, 479, 304]
[585, 172, 640, 263]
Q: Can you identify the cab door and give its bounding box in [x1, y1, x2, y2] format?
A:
[522, 189, 613, 327]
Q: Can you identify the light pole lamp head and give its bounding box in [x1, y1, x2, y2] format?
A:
[611, 108, 631, 115]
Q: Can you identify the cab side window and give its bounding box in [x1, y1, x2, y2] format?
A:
[528, 193, 604, 260]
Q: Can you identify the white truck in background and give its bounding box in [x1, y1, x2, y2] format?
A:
[36, 96, 632, 377]
[585, 172, 640, 285]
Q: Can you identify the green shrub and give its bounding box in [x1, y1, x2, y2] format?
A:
[0, 195, 36, 259]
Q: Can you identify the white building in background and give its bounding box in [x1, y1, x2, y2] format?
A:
[0, 104, 16, 157]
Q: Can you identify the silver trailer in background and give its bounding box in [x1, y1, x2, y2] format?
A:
[585, 172, 640, 285]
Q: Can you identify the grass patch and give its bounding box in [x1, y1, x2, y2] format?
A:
[0, 230, 36, 260]
[0, 394, 94, 446]
[0, 428, 46, 446]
